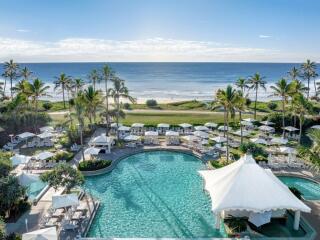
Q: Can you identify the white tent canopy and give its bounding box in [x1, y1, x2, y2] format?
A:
[250, 138, 268, 145]
[124, 135, 141, 141]
[37, 132, 55, 139]
[311, 125, 320, 130]
[145, 131, 158, 136]
[35, 151, 55, 161]
[199, 154, 310, 229]
[179, 123, 192, 128]
[17, 172, 40, 186]
[240, 121, 253, 126]
[271, 137, 288, 145]
[10, 154, 31, 165]
[22, 227, 57, 240]
[232, 130, 250, 137]
[217, 125, 229, 131]
[283, 126, 299, 132]
[165, 131, 179, 136]
[118, 126, 131, 131]
[131, 123, 144, 128]
[84, 147, 101, 155]
[243, 118, 256, 123]
[211, 136, 227, 143]
[52, 193, 79, 209]
[157, 123, 170, 128]
[194, 126, 210, 132]
[17, 132, 36, 139]
[260, 120, 275, 126]
[193, 131, 209, 139]
[259, 125, 275, 132]
[90, 134, 113, 146]
[205, 122, 218, 128]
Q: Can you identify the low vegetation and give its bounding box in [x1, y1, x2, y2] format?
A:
[78, 160, 112, 171]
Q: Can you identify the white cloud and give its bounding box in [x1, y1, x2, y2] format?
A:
[259, 35, 271, 39]
[0, 37, 282, 62]
[16, 29, 30, 33]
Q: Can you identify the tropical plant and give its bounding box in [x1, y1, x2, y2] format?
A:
[3, 59, 19, 98]
[83, 86, 103, 124]
[292, 94, 313, 143]
[71, 78, 85, 95]
[301, 59, 317, 99]
[108, 77, 135, 139]
[214, 85, 239, 162]
[234, 91, 247, 144]
[88, 69, 100, 91]
[40, 163, 84, 192]
[54, 73, 72, 109]
[299, 129, 320, 173]
[235, 77, 249, 95]
[270, 78, 291, 136]
[288, 67, 300, 81]
[74, 94, 86, 160]
[247, 73, 266, 119]
[146, 99, 158, 107]
[20, 66, 33, 81]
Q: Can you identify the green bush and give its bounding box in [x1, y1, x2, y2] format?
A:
[53, 151, 74, 162]
[78, 160, 112, 171]
[239, 142, 267, 158]
[267, 102, 277, 110]
[123, 103, 131, 110]
[42, 102, 53, 111]
[146, 99, 158, 107]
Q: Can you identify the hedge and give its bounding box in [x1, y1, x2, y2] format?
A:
[78, 160, 112, 171]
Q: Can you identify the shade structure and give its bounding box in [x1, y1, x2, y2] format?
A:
[193, 131, 209, 139]
[250, 138, 268, 145]
[311, 125, 320, 130]
[205, 122, 218, 128]
[84, 147, 100, 155]
[145, 131, 158, 136]
[279, 146, 297, 154]
[90, 134, 113, 146]
[217, 125, 228, 131]
[260, 120, 275, 126]
[210, 136, 227, 143]
[198, 154, 310, 214]
[52, 193, 79, 209]
[232, 130, 250, 137]
[17, 132, 36, 139]
[124, 135, 141, 141]
[39, 126, 54, 133]
[179, 123, 192, 128]
[182, 135, 199, 142]
[22, 227, 57, 240]
[270, 137, 288, 145]
[283, 126, 299, 132]
[259, 125, 275, 132]
[17, 172, 40, 186]
[131, 123, 144, 128]
[194, 126, 210, 132]
[35, 151, 55, 161]
[37, 132, 54, 139]
[157, 123, 170, 128]
[118, 126, 131, 131]
[243, 118, 256, 123]
[165, 130, 179, 136]
[240, 121, 253, 126]
[10, 154, 31, 165]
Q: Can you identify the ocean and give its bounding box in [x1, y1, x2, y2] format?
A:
[0, 62, 318, 102]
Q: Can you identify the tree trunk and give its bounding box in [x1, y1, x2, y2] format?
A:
[240, 111, 243, 144]
[34, 97, 38, 133]
[299, 115, 302, 144]
[80, 125, 85, 161]
[105, 78, 109, 136]
[10, 77, 13, 99]
[254, 87, 258, 119]
[282, 97, 285, 137]
[223, 107, 227, 137]
[62, 87, 66, 109]
[226, 111, 230, 163]
[116, 97, 120, 140]
[307, 77, 310, 100]
[314, 78, 317, 97]
[3, 78, 6, 96]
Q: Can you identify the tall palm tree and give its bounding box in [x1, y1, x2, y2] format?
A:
[26, 78, 50, 131]
[292, 94, 313, 143]
[235, 77, 249, 95]
[3, 59, 19, 98]
[20, 66, 33, 81]
[288, 80, 308, 127]
[288, 67, 300, 82]
[88, 69, 100, 91]
[234, 91, 247, 144]
[74, 95, 86, 161]
[108, 77, 135, 140]
[83, 86, 103, 124]
[301, 59, 317, 99]
[270, 78, 291, 136]
[247, 73, 266, 119]
[101, 65, 114, 135]
[54, 73, 72, 109]
[214, 85, 238, 162]
[71, 78, 85, 95]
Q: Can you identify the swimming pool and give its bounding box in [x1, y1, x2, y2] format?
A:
[84, 151, 226, 238]
[278, 176, 320, 200]
[27, 180, 47, 201]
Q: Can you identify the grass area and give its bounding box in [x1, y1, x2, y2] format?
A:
[130, 100, 209, 111]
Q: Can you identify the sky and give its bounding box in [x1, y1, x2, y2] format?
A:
[0, 0, 319, 62]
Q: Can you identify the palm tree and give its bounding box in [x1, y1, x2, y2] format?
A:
[72, 78, 85, 95]
[214, 85, 238, 162]
[108, 77, 135, 140]
[292, 94, 313, 143]
[235, 77, 249, 95]
[54, 73, 72, 109]
[288, 67, 300, 82]
[301, 59, 317, 99]
[234, 91, 247, 144]
[74, 95, 86, 161]
[299, 129, 320, 173]
[288, 80, 308, 127]
[101, 65, 114, 135]
[88, 69, 100, 91]
[20, 66, 33, 81]
[3, 59, 19, 98]
[83, 86, 103, 124]
[247, 73, 266, 119]
[270, 78, 291, 136]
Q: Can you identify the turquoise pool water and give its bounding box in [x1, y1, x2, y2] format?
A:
[27, 180, 47, 200]
[278, 176, 320, 200]
[84, 151, 226, 238]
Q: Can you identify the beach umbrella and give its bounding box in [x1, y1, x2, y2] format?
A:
[210, 136, 227, 143]
[217, 125, 229, 131]
[165, 131, 179, 136]
[157, 123, 170, 128]
[84, 147, 100, 155]
[279, 146, 297, 154]
[250, 138, 268, 145]
[193, 131, 209, 139]
[311, 125, 320, 130]
[258, 125, 275, 132]
[37, 132, 54, 139]
[179, 123, 192, 128]
[35, 151, 55, 161]
[182, 135, 199, 142]
[118, 126, 131, 131]
[194, 126, 210, 132]
[243, 118, 256, 123]
[22, 227, 57, 240]
[124, 135, 141, 141]
[240, 121, 253, 126]
[52, 193, 79, 209]
[17, 132, 36, 139]
[232, 130, 250, 137]
[90, 134, 113, 146]
[111, 122, 123, 128]
[260, 120, 275, 126]
[145, 131, 158, 136]
[283, 126, 299, 132]
[10, 154, 31, 165]
[270, 137, 288, 145]
[205, 122, 218, 128]
[17, 172, 40, 186]
[131, 123, 144, 128]
[39, 126, 54, 133]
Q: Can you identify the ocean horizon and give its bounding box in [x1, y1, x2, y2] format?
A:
[1, 62, 319, 103]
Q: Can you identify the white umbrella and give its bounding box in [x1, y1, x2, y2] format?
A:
[131, 123, 144, 128]
[182, 135, 199, 142]
[118, 126, 131, 131]
[250, 138, 268, 145]
[39, 126, 54, 133]
[22, 227, 57, 240]
[232, 130, 250, 137]
[10, 154, 31, 165]
[17, 132, 36, 139]
[35, 151, 55, 161]
[205, 122, 218, 128]
[37, 132, 54, 139]
[111, 122, 122, 128]
[179, 123, 192, 128]
[243, 118, 256, 123]
[157, 123, 170, 128]
[90, 134, 113, 146]
[311, 125, 320, 130]
[165, 131, 179, 136]
[52, 193, 79, 209]
[193, 131, 209, 139]
[270, 137, 288, 145]
[84, 147, 100, 155]
[145, 131, 158, 136]
[17, 172, 40, 186]
[124, 135, 141, 141]
[211, 136, 227, 143]
[279, 146, 297, 154]
[218, 125, 229, 131]
[194, 126, 210, 132]
[283, 126, 299, 132]
[240, 121, 253, 126]
[258, 125, 275, 132]
[260, 120, 275, 126]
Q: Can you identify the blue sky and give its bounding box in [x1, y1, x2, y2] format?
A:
[0, 0, 319, 62]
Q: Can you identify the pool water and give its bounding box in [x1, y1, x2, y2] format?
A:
[27, 180, 47, 200]
[84, 151, 226, 238]
[278, 176, 320, 200]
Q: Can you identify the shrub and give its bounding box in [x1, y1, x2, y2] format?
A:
[245, 98, 251, 106]
[78, 160, 112, 171]
[42, 102, 53, 111]
[267, 102, 277, 111]
[146, 99, 158, 107]
[123, 103, 130, 110]
[53, 151, 74, 162]
[239, 142, 267, 158]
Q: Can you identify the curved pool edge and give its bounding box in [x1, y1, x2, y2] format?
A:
[275, 172, 320, 185]
[81, 147, 205, 177]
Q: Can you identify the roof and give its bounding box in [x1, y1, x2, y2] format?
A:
[157, 123, 170, 128]
[90, 134, 113, 145]
[131, 123, 144, 128]
[17, 132, 36, 139]
[179, 123, 192, 128]
[37, 132, 54, 139]
[165, 130, 179, 136]
[199, 154, 310, 213]
[243, 118, 257, 123]
[194, 126, 210, 131]
[311, 125, 320, 130]
[145, 131, 158, 136]
[35, 151, 55, 161]
[22, 227, 57, 240]
[205, 122, 218, 128]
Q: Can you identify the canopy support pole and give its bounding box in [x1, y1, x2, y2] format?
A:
[294, 210, 300, 230]
[108, 143, 111, 153]
[215, 212, 221, 230]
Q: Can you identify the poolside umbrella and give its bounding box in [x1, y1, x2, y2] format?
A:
[217, 125, 228, 131]
[165, 131, 179, 136]
[124, 135, 141, 141]
[250, 138, 268, 145]
[37, 132, 54, 139]
[270, 137, 288, 145]
[280, 146, 297, 164]
[52, 193, 79, 209]
[260, 120, 275, 126]
[182, 135, 199, 142]
[131, 123, 144, 128]
[118, 126, 131, 131]
[145, 131, 158, 136]
[35, 151, 55, 161]
[90, 134, 113, 146]
[243, 118, 256, 123]
[193, 131, 209, 139]
[179, 123, 192, 128]
[311, 125, 320, 130]
[210, 136, 227, 143]
[39, 126, 54, 133]
[194, 126, 210, 132]
[205, 122, 218, 128]
[232, 130, 250, 137]
[283, 126, 299, 132]
[240, 121, 253, 126]
[157, 123, 170, 128]
[17, 172, 40, 186]
[22, 227, 57, 240]
[17, 132, 36, 140]
[258, 125, 275, 132]
[10, 154, 31, 165]
[84, 147, 100, 155]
